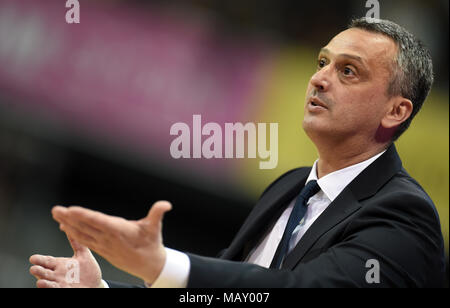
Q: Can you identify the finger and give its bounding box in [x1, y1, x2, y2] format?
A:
[67, 235, 89, 257]
[36, 279, 60, 288]
[30, 265, 55, 281]
[63, 216, 104, 239]
[53, 206, 105, 232]
[56, 217, 102, 245]
[51, 205, 69, 223]
[60, 223, 99, 250]
[29, 266, 42, 280]
[62, 206, 116, 233]
[29, 255, 56, 270]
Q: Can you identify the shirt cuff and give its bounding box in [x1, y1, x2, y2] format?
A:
[146, 248, 190, 288]
[100, 279, 109, 288]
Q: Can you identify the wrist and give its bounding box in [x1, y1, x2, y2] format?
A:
[142, 247, 167, 284]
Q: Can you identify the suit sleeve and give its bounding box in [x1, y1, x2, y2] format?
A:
[104, 280, 145, 288]
[187, 192, 445, 288]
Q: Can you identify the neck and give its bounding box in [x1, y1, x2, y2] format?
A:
[314, 139, 389, 179]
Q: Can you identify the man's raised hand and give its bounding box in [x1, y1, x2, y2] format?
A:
[51, 201, 172, 284]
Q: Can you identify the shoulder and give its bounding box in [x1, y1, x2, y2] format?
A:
[378, 168, 435, 207]
[351, 168, 445, 286]
[361, 167, 441, 229]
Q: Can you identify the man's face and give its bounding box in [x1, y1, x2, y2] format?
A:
[303, 28, 398, 143]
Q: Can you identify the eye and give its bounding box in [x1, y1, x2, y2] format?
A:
[343, 66, 356, 76]
[317, 58, 327, 70]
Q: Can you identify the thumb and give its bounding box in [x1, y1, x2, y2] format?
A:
[67, 235, 89, 257]
[142, 201, 172, 228]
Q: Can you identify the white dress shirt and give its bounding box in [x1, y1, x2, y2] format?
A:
[130, 150, 386, 288]
[245, 150, 385, 268]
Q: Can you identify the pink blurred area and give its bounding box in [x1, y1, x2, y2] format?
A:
[0, 0, 272, 180]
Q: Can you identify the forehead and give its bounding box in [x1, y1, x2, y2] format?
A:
[323, 28, 398, 68]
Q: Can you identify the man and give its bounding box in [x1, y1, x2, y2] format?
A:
[29, 18, 445, 287]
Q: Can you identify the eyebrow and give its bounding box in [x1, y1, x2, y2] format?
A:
[319, 48, 367, 68]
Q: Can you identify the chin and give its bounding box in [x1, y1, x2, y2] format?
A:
[302, 118, 333, 139]
[302, 116, 322, 132]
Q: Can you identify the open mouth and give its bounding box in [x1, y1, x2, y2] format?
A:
[309, 98, 327, 109]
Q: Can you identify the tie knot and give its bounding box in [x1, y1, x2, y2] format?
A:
[300, 180, 320, 201]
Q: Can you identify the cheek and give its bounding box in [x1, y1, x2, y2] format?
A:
[333, 93, 379, 125]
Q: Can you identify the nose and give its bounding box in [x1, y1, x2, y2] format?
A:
[310, 67, 331, 92]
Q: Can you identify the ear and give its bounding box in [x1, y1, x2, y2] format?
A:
[381, 96, 413, 129]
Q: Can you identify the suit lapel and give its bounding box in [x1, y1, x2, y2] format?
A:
[282, 185, 361, 269]
[221, 168, 311, 260]
[282, 144, 403, 269]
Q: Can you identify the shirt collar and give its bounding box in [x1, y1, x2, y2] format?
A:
[306, 150, 386, 202]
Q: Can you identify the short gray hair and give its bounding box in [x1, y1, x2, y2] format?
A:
[349, 17, 434, 141]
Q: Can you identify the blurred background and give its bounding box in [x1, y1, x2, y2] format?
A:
[0, 0, 448, 287]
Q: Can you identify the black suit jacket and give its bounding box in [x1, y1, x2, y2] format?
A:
[108, 144, 445, 288]
[186, 145, 446, 287]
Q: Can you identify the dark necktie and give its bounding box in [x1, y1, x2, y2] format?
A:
[270, 180, 321, 269]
